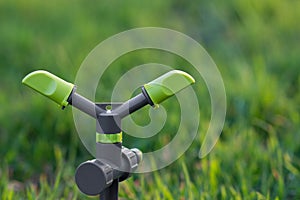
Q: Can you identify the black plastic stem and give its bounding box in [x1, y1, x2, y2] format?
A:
[96, 104, 122, 200]
[100, 180, 119, 200]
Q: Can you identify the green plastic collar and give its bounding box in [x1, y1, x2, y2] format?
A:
[143, 70, 195, 106]
[22, 70, 74, 107]
[96, 132, 122, 143]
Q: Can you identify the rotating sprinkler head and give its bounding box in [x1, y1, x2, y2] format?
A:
[22, 69, 195, 200]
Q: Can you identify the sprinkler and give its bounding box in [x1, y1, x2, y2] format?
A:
[22, 69, 195, 200]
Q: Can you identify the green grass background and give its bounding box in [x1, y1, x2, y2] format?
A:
[1, 0, 300, 199]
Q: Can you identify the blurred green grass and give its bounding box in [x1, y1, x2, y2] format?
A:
[0, 0, 300, 199]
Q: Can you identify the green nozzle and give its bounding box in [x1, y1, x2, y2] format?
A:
[144, 70, 195, 106]
[22, 70, 74, 107]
